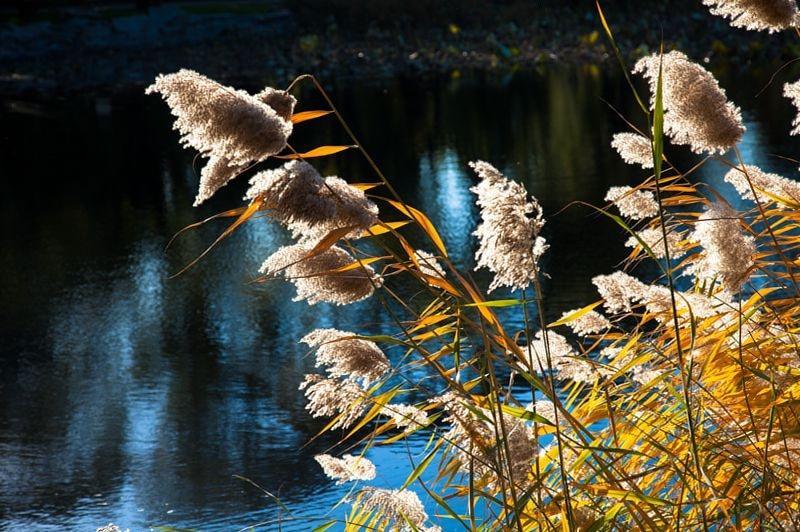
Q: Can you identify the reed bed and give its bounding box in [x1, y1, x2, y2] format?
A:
[143, 2, 800, 530]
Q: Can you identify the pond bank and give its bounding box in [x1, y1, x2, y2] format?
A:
[1, 0, 798, 97]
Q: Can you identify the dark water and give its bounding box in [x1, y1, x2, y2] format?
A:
[1, 65, 798, 531]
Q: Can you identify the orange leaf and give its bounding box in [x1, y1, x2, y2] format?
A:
[170, 197, 263, 278]
[276, 145, 355, 159]
[290, 110, 333, 124]
[421, 274, 462, 297]
[364, 220, 411, 236]
[352, 183, 383, 191]
[329, 256, 386, 273]
[387, 200, 448, 257]
[301, 226, 357, 261]
[165, 206, 247, 251]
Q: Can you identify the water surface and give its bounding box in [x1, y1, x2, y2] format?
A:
[1, 65, 798, 530]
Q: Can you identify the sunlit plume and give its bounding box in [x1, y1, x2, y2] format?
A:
[625, 227, 686, 259]
[260, 244, 381, 305]
[436, 393, 536, 490]
[145, 69, 294, 205]
[357, 488, 440, 532]
[255, 87, 297, 120]
[314, 454, 376, 484]
[526, 330, 578, 371]
[470, 160, 547, 292]
[785, 79, 800, 136]
[687, 202, 756, 293]
[381, 403, 430, 432]
[605, 186, 660, 220]
[611, 132, 654, 169]
[634, 51, 745, 154]
[725, 164, 800, 207]
[299, 374, 367, 430]
[644, 286, 727, 320]
[703, 0, 800, 32]
[559, 309, 612, 336]
[302, 328, 390, 385]
[594, 270, 727, 318]
[413, 249, 446, 279]
[245, 160, 378, 242]
[592, 271, 650, 313]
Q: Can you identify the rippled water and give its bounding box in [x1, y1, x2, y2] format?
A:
[1, 65, 798, 530]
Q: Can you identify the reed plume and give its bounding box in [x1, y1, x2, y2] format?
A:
[436, 393, 536, 490]
[634, 51, 745, 154]
[592, 271, 650, 313]
[559, 309, 612, 336]
[357, 488, 440, 532]
[605, 186, 660, 219]
[412, 249, 446, 279]
[245, 160, 379, 242]
[687, 202, 756, 293]
[301, 328, 390, 384]
[299, 374, 367, 430]
[380, 403, 430, 432]
[470, 160, 547, 292]
[611, 132, 654, 169]
[314, 454, 376, 484]
[703, 0, 799, 32]
[625, 227, 686, 258]
[724, 164, 800, 206]
[260, 244, 381, 305]
[146, 69, 293, 205]
[527, 330, 578, 371]
[785, 79, 800, 136]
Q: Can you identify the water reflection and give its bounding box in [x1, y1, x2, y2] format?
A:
[1, 65, 798, 530]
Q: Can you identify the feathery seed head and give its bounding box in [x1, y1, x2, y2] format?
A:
[592, 271, 650, 313]
[381, 403, 431, 432]
[687, 202, 756, 293]
[611, 132, 654, 169]
[146, 69, 293, 205]
[703, 0, 800, 32]
[245, 161, 379, 242]
[195, 155, 248, 207]
[469, 160, 547, 292]
[301, 328, 390, 384]
[625, 227, 686, 259]
[784, 80, 800, 136]
[526, 330, 578, 371]
[605, 186, 660, 220]
[254, 87, 297, 121]
[358, 488, 433, 531]
[413, 249, 446, 279]
[560, 309, 612, 336]
[634, 51, 745, 154]
[260, 244, 381, 305]
[300, 374, 366, 429]
[526, 399, 560, 426]
[725, 164, 800, 207]
[314, 454, 376, 484]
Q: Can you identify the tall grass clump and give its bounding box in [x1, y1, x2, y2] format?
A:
[148, 2, 800, 529]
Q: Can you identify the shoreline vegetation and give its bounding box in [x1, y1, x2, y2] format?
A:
[135, 1, 800, 529]
[3, 0, 800, 97]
